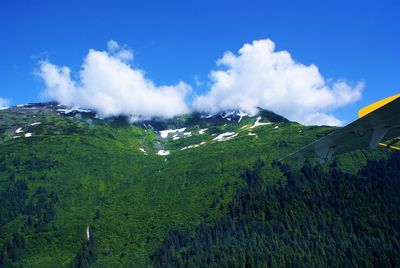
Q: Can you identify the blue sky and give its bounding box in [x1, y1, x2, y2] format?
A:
[0, 0, 399, 124]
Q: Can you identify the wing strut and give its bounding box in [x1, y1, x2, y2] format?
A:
[379, 137, 400, 151]
[379, 143, 400, 151]
[370, 126, 389, 148]
[315, 145, 337, 163]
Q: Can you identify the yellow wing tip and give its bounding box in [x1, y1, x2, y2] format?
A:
[358, 93, 400, 118]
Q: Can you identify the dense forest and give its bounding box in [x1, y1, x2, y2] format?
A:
[69, 233, 97, 268]
[152, 153, 400, 267]
[0, 177, 58, 268]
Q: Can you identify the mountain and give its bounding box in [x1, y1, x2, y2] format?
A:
[0, 103, 396, 267]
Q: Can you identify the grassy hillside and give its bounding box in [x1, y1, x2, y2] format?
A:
[0, 104, 390, 267]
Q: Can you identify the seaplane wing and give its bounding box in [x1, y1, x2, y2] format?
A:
[284, 94, 400, 163]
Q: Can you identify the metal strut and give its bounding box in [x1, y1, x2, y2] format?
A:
[370, 126, 389, 148]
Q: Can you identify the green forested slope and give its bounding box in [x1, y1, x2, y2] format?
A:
[0, 104, 393, 267]
[153, 153, 400, 267]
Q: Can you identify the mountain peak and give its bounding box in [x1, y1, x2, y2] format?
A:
[256, 107, 290, 123]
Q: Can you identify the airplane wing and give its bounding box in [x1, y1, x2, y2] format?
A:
[284, 94, 400, 163]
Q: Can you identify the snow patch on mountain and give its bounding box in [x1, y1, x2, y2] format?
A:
[221, 111, 235, 118]
[159, 128, 186, 138]
[199, 128, 208, 134]
[157, 150, 170, 156]
[183, 132, 192, 137]
[57, 108, 92, 115]
[213, 132, 238, 141]
[201, 113, 216, 119]
[251, 117, 272, 129]
[181, 144, 199, 150]
[181, 141, 207, 151]
[237, 111, 249, 123]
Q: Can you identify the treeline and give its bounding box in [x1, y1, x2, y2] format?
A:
[152, 153, 400, 267]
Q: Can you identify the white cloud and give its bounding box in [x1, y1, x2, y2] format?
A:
[0, 98, 10, 108]
[107, 40, 120, 52]
[38, 41, 190, 119]
[38, 39, 363, 125]
[302, 113, 344, 127]
[193, 39, 363, 126]
[106, 40, 133, 62]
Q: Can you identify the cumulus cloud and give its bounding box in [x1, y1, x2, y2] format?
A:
[38, 39, 363, 125]
[193, 39, 363, 126]
[106, 40, 134, 62]
[38, 40, 190, 119]
[0, 98, 10, 108]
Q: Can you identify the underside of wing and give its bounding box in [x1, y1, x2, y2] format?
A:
[284, 94, 400, 164]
